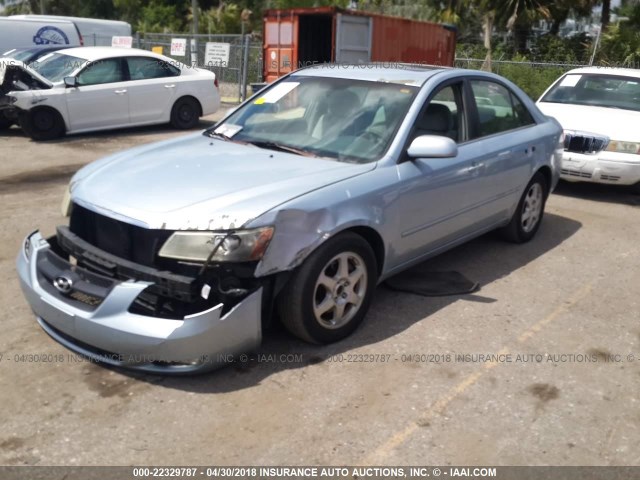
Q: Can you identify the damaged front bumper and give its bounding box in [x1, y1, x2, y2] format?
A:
[16, 231, 263, 374]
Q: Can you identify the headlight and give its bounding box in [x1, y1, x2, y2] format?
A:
[606, 141, 640, 155]
[158, 227, 274, 263]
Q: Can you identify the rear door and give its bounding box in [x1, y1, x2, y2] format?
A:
[65, 57, 129, 131]
[335, 14, 372, 63]
[123, 56, 180, 124]
[462, 79, 539, 227]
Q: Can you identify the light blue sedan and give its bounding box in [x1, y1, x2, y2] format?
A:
[17, 65, 563, 374]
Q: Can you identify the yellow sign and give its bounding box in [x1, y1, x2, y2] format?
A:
[152, 46, 163, 55]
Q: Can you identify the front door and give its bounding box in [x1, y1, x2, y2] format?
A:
[65, 57, 129, 131]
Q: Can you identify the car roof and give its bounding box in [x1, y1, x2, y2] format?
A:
[564, 67, 640, 78]
[291, 64, 449, 86]
[55, 47, 161, 61]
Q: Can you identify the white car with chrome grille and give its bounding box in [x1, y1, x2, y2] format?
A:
[537, 67, 640, 192]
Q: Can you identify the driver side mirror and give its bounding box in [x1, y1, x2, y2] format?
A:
[64, 76, 78, 88]
[407, 135, 458, 159]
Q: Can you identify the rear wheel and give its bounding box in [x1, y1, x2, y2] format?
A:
[20, 108, 65, 141]
[277, 232, 377, 344]
[501, 172, 548, 243]
[170, 97, 200, 129]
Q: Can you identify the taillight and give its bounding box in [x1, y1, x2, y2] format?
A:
[214, 77, 219, 89]
[79, 33, 84, 46]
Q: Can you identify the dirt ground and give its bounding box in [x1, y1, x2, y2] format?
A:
[1, 115, 639, 467]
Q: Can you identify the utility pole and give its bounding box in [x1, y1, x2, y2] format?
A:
[192, 0, 198, 35]
[40, 0, 45, 14]
[191, 0, 198, 67]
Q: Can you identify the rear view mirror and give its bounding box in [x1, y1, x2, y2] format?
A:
[407, 135, 458, 159]
[64, 76, 78, 88]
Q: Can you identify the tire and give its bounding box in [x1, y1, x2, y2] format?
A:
[277, 232, 378, 344]
[19, 108, 65, 141]
[170, 97, 200, 129]
[501, 172, 548, 243]
[0, 112, 13, 130]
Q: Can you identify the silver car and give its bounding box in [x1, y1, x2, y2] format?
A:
[17, 65, 562, 374]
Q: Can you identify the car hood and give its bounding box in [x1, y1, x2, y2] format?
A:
[537, 102, 640, 140]
[0, 59, 54, 92]
[71, 133, 376, 230]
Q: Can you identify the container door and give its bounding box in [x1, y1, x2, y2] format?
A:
[335, 14, 371, 63]
[263, 14, 297, 83]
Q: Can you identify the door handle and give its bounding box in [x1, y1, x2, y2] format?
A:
[164, 84, 176, 88]
[114, 89, 127, 94]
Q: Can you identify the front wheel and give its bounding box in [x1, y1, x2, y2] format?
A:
[0, 112, 13, 130]
[170, 97, 200, 129]
[20, 108, 65, 141]
[277, 232, 377, 344]
[501, 172, 548, 243]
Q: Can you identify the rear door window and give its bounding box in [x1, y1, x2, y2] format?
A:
[470, 80, 535, 138]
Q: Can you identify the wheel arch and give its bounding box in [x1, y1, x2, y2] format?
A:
[28, 105, 67, 131]
[536, 165, 552, 196]
[341, 225, 385, 278]
[173, 95, 203, 117]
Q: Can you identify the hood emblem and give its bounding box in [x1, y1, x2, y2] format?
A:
[53, 276, 73, 294]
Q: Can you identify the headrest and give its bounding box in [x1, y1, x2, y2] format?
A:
[417, 103, 452, 133]
[327, 90, 360, 116]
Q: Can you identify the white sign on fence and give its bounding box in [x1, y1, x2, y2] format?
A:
[111, 36, 133, 48]
[170, 38, 187, 56]
[204, 42, 231, 67]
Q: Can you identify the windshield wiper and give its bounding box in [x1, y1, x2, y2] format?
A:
[245, 140, 318, 157]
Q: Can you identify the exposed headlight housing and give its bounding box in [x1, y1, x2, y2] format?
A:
[61, 185, 72, 217]
[606, 140, 640, 155]
[158, 227, 274, 263]
[61, 179, 79, 217]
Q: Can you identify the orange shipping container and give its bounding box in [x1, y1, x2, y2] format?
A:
[263, 7, 456, 83]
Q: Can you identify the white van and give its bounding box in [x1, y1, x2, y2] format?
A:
[0, 17, 82, 53]
[10, 15, 132, 47]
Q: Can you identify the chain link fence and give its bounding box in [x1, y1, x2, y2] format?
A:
[128, 34, 606, 102]
[134, 33, 262, 103]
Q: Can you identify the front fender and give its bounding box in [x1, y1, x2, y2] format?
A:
[252, 207, 385, 278]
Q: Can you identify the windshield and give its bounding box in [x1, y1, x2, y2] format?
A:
[30, 52, 85, 82]
[540, 73, 640, 112]
[206, 76, 418, 163]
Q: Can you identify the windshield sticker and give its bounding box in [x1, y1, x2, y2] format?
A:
[560, 75, 582, 87]
[254, 81, 299, 104]
[214, 123, 243, 138]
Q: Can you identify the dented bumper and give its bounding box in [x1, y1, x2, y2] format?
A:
[16, 231, 262, 374]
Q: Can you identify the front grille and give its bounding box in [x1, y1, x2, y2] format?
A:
[561, 168, 592, 179]
[564, 133, 608, 154]
[69, 204, 172, 268]
[600, 174, 621, 182]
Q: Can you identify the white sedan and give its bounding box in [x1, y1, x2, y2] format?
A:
[0, 47, 220, 140]
[537, 67, 640, 192]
